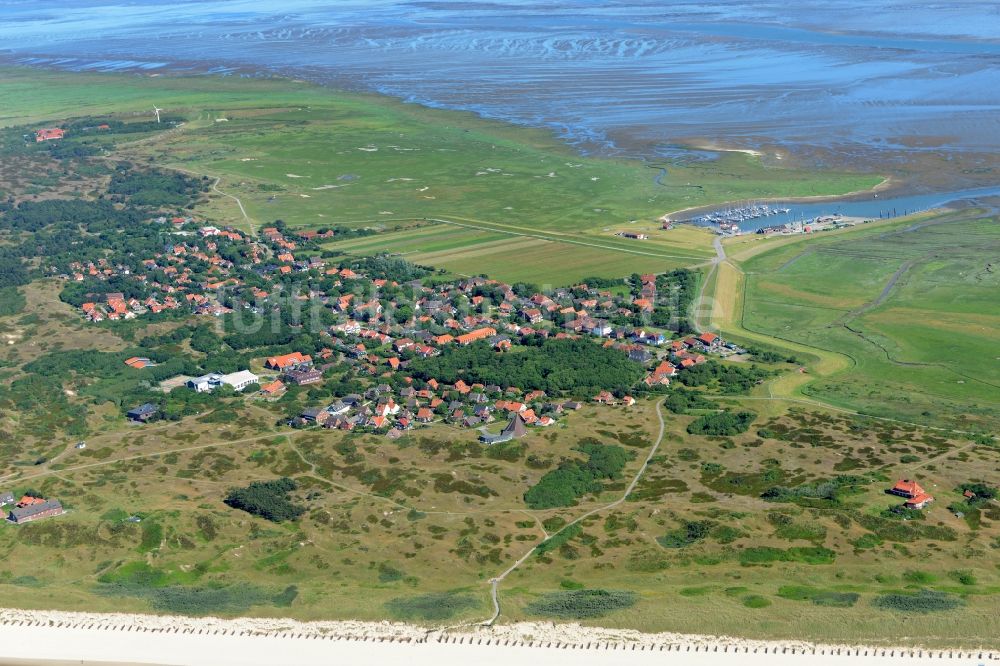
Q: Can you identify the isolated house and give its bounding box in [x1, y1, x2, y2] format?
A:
[35, 128, 65, 142]
[126, 403, 159, 423]
[888, 479, 934, 509]
[9, 497, 64, 524]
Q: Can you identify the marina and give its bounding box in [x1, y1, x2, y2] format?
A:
[681, 185, 1000, 234]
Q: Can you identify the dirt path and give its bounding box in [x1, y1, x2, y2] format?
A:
[168, 166, 256, 237]
[211, 177, 254, 234]
[483, 399, 666, 625]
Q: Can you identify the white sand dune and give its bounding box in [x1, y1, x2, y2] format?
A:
[0, 610, 993, 666]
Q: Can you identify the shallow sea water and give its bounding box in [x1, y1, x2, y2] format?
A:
[1, 0, 998, 165]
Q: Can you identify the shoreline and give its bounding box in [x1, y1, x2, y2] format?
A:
[0, 608, 996, 665]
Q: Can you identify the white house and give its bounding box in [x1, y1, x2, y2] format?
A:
[187, 373, 222, 393]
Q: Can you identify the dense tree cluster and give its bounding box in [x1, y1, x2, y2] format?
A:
[663, 386, 717, 414]
[223, 478, 305, 522]
[674, 359, 772, 394]
[651, 268, 698, 333]
[524, 441, 631, 509]
[409, 339, 644, 395]
[108, 165, 208, 208]
[348, 254, 431, 283]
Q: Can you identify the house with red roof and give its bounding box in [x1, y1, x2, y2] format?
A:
[455, 327, 496, 345]
[35, 128, 65, 142]
[697, 332, 720, 347]
[259, 380, 286, 397]
[265, 352, 312, 371]
[887, 479, 934, 509]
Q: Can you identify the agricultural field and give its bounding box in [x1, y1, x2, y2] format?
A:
[729, 208, 1000, 429]
[322, 221, 707, 285]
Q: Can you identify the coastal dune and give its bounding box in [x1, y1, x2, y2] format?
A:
[0, 610, 994, 666]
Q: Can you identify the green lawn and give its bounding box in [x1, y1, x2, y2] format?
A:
[738, 209, 1000, 428]
[324, 221, 699, 285]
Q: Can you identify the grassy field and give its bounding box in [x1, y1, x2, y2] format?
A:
[0, 66, 882, 284]
[323, 220, 709, 285]
[0, 375, 997, 646]
[718, 209, 1000, 429]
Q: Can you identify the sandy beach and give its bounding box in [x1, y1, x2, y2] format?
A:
[0, 609, 994, 666]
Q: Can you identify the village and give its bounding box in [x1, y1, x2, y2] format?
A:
[52, 207, 749, 437]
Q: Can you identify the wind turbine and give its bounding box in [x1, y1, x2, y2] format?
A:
[153, 106, 162, 123]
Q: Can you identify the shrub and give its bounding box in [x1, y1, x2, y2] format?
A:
[658, 520, 715, 548]
[535, 524, 582, 557]
[525, 589, 637, 619]
[385, 592, 479, 621]
[739, 546, 835, 566]
[902, 570, 936, 585]
[524, 441, 630, 509]
[948, 570, 977, 586]
[687, 411, 756, 436]
[872, 590, 963, 613]
[742, 595, 771, 608]
[378, 562, 405, 583]
[778, 586, 858, 607]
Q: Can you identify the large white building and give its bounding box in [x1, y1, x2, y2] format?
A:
[187, 370, 259, 393]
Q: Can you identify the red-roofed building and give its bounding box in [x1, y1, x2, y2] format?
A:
[260, 380, 286, 397]
[888, 479, 934, 509]
[697, 332, 720, 347]
[265, 352, 312, 371]
[35, 128, 65, 142]
[888, 479, 926, 499]
[455, 327, 496, 346]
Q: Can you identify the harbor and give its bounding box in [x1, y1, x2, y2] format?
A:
[676, 185, 1000, 235]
